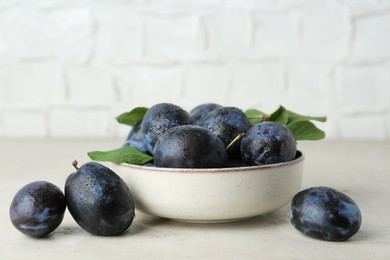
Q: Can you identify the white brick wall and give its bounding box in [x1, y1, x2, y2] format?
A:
[229, 61, 286, 109]
[297, 2, 350, 61]
[335, 64, 390, 114]
[253, 12, 298, 58]
[353, 12, 390, 59]
[144, 15, 202, 60]
[2, 110, 47, 138]
[0, 0, 390, 140]
[183, 62, 231, 107]
[0, 62, 65, 107]
[204, 11, 253, 59]
[65, 64, 115, 105]
[94, 4, 143, 64]
[48, 107, 112, 138]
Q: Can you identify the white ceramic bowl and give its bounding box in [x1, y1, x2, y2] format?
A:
[111, 151, 304, 223]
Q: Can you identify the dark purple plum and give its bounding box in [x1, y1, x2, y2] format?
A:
[9, 181, 66, 238]
[199, 106, 250, 159]
[141, 103, 192, 154]
[240, 122, 296, 166]
[189, 103, 222, 125]
[123, 121, 148, 154]
[290, 186, 362, 241]
[65, 161, 135, 236]
[153, 125, 228, 168]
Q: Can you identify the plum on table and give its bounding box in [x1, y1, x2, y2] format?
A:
[9, 181, 66, 238]
[65, 161, 135, 236]
[290, 186, 362, 241]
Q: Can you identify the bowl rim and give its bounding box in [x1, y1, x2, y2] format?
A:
[115, 150, 304, 174]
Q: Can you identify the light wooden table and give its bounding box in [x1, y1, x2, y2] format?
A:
[1, 139, 389, 259]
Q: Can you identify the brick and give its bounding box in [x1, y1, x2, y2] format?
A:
[2, 110, 47, 138]
[335, 65, 390, 114]
[343, 0, 382, 17]
[182, 63, 231, 108]
[353, 13, 390, 59]
[253, 12, 298, 57]
[339, 114, 388, 140]
[0, 6, 92, 61]
[298, 2, 350, 61]
[204, 11, 252, 58]
[144, 15, 202, 60]
[225, 0, 280, 10]
[65, 64, 115, 105]
[115, 65, 183, 107]
[0, 7, 57, 59]
[0, 25, 9, 62]
[48, 108, 110, 138]
[25, 0, 92, 8]
[279, 0, 321, 7]
[94, 4, 143, 64]
[285, 62, 331, 115]
[0, 62, 65, 107]
[141, 0, 222, 14]
[49, 5, 93, 62]
[229, 61, 285, 108]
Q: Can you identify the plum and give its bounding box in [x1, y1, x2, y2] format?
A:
[10, 181, 66, 238]
[141, 103, 192, 154]
[199, 106, 250, 159]
[153, 125, 228, 168]
[189, 103, 222, 125]
[290, 186, 362, 241]
[65, 161, 135, 236]
[240, 122, 296, 166]
[123, 121, 149, 154]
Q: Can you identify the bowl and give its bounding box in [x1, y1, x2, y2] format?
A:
[111, 151, 304, 223]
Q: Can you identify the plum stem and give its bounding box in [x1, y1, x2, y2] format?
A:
[226, 133, 246, 151]
[72, 160, 79, 170]
[247, 115, 268, 122]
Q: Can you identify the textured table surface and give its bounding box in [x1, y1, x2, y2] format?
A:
[1, 139, 389, 259]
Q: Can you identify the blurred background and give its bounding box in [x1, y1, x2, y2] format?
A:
[0, 0, 389, 140]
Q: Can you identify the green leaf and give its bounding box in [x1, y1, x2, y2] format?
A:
[287, 120, 326, 140]
[245, 109, 268, 125]
[88, 146, 153, 165]
[116, 107, 148, 126]
[245, 106, 327, 141]
[267, 106, 288, 125]
[286, 109, 327, 124]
